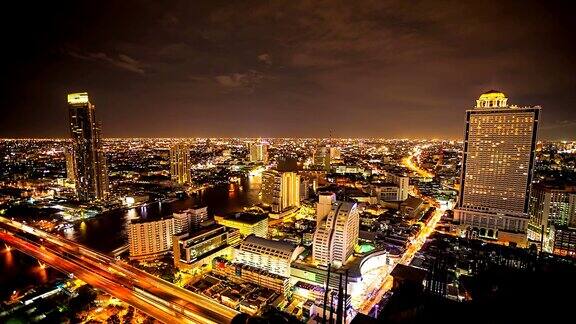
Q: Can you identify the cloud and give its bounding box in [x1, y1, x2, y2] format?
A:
[214, 70, 265, 91]
[258, 53, 272, 65]
[541, 119, 576, 131]
[67, 50, 146, 74]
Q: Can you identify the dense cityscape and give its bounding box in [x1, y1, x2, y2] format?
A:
[1, 90, 576, 324]
[1, 1, 575, 324]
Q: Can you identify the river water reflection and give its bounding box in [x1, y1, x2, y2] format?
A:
[64, 177, 261, 253]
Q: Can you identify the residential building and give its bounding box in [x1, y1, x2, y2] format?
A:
[127, 217, 175, 260]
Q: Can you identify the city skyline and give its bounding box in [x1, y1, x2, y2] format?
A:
[1, 2, 576, 323]
[1, 1, 575, 139]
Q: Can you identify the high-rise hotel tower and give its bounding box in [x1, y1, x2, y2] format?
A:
[67, 92, 109, 201]
[454, 90, 540, 246]
[170, 144, 191, 184]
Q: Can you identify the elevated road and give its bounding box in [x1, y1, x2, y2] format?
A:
[0, 216, 240, 324]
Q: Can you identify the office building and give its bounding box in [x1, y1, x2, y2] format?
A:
[249, 142, 269, 164]
[173, 224, 241, 269]
[234, 235, 303, 277]
[170, 144, 191, 184]
[454, 91, 541, 246]
[67, 92, 109, 201]
[313, 201, 360, 267]
[127, 217, 175, 260]
[262, 170, 300, 213]
[214, 213, 269, 238]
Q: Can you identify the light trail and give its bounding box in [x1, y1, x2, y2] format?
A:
[0, 216, 240, 324]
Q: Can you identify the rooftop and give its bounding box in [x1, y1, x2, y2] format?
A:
[217, 212, 268, 225]
[241, 234, 297, 255]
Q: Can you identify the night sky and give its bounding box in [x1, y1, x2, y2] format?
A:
[1, 0, 575, 139]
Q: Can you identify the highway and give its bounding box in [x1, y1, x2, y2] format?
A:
[0, 216, 240, 324]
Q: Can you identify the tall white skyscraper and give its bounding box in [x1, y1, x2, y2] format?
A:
[170, 144, 191, 184]
[313, 201, 359, 267]
[454, 90, 541, 246]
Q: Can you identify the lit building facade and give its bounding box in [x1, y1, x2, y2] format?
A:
[316, 192, 336, 222]
[234, 235, 303, 277]
[249, 142, 269, 164]
[528, 183, 576, 252]
[214, 213, 268, 238]
[67, 92, 109, 201]
[552, 227, 576, 258]
[173, 206, 209, 234]
[170, 144, 191, 184]
[530, 183, 576, 230]
[313, 146, 331, 170]
[64, 147, 76, 182]
[371, 171, 410, 202]
[313, 201, 360, 267]
[262, 170, 301, 213]
[329, 147, 341, 160]
[173, 224, 241, 268]
[454, 91, 541, 246]
[127, 217, 175, 260]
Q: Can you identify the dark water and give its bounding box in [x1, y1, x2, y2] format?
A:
[0, 246, 64, 301]
[64, 176, 261, 253]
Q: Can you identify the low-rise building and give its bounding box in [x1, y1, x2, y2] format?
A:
[234, 235, 304, 277]
[213, 258, 290, 296]
[215, 213, 269, 238]
[173, 224, 241, 269]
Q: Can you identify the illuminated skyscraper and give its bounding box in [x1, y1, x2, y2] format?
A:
[454, 90, 540, 246]
[313, 201, 359, 267]
[67, 92, 109, 201]
[170, 144, 191, 184]
[249, 142, 269, 164]
[64, 147, 76, 182]
[262, 170, 300, 213]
